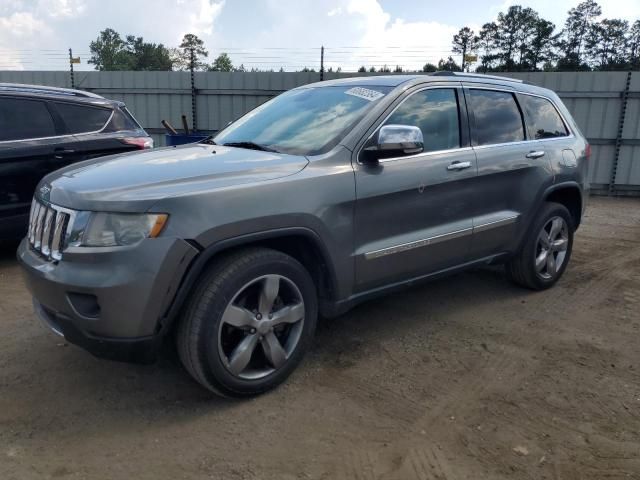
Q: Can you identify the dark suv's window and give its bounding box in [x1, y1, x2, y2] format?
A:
[54, 102, 112, 134]
[0, 98, 56, 141]
[520, 94, 568, 139]
[384, 88, 460, 153]
[469, 89, 525, 146]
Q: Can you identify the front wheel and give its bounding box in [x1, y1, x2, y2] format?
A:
[506, 202, 574, 290]
[176, 248, 318, 397]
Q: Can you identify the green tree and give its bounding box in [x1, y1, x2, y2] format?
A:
[422, 62, 437, 72]
[478, 22, 500, 72]
[437, 56, 462, 71]
[89, 28, 173, 71]
[124, 35, 173, 70]
[452, 27, 479, 71]
[209, 52, 233, 71]
[493, 6, 540, 70]
[557, 0, 602, 70]
[174, 33, 209, 70]
[526, 19, 557, 70]
[89, 28, 129, 70]
[368, 66, 376, 72]
[358, 65, 366, 72]
[586, 18, 629, 69]
[629, 20, 640, 69]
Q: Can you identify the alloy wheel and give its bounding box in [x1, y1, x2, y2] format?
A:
[535, 216, 569, 280]
[217, 274, 305, 380]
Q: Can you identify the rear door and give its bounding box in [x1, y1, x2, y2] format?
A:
[464, 86, 553, 259]
[353, 84, 478, 292]
[0, 97, 60, 235]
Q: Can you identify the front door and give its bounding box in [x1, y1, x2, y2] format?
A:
[353, 86, 478, 292]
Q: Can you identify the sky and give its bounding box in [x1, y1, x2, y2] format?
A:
[0, 0, 639, 71]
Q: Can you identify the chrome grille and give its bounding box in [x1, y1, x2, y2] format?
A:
[28, 199, 74, 261]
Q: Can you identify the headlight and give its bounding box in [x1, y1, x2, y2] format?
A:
[81, 213, 168, 247]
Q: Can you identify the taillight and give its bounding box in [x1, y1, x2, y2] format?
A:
[121, 137, 153, 150]
[585, 143, 591, 160]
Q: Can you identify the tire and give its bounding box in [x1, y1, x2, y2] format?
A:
[506, 202, 574, 290]
[176, 247, 318, 397]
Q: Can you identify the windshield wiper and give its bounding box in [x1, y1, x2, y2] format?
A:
[200, 136, 217, 145]
[222, 141, 278, 153]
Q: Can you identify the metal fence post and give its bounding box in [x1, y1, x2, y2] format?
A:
[320, 46, 324, 81]
[68, 48, 75, 89]
[610, 70, 632, 195]
[190, 48, 197, 132]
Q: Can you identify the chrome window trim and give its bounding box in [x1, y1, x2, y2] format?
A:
[363, 214, 520, 260]
[377, 146, 474, 164]
[356, 85, 464, 165]
[471, 134, 575, 151]
[0, 107, 114, 144]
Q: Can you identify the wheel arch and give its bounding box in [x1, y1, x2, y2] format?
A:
[159, 227, 339, 334]
[543, 182, 583, 230]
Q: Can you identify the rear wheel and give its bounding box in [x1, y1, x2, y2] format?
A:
[177, 248, 318, 397]
[506, 202, 574, 290]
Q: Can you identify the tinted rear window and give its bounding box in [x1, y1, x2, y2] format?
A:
[469, 89, 525, 146]
[54, 102, 111, 134]
[520, 94, 568, 139]
[0, 98, 56, 141]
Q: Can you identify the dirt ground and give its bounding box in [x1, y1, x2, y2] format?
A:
[1, 196, 639, 480]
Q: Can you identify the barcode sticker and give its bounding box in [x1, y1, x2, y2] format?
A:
[344, 87, 385, 102]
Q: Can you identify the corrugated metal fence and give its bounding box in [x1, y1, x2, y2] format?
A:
[1, 70, 638, 195]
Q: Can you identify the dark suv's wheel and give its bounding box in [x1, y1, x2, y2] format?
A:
[177, 247, 318, 397]
[506, 202, 574, 290]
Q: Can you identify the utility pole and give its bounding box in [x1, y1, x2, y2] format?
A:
[320, 46, 324, 81]
[69, 48, 75, 89]
[461, 44, 467, 72]
[190, 48, 197, 132]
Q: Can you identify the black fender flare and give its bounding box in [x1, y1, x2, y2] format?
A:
[157, 226, 338, 334]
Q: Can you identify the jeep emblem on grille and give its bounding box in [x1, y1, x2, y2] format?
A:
[39, 184, 51, 197]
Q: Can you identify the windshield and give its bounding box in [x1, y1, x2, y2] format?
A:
[214, 85, 392, 156]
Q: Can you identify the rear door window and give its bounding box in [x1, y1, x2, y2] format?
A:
[520, 94, 569, 139]
[0, 97, 56, 141]
[104, 107, 141, 132]
[54, 102, 112, 134]
[468, 89, 525, 146]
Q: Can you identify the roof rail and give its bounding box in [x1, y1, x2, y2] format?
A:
[0, 83, 103, 98]
[429, 71, 523, 83]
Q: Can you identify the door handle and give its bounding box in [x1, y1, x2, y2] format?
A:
[447, 161, 472, 171]
[526, 150, 545, 159]
[53, 148, 75, 159]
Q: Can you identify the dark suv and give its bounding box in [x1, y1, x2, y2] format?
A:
[18, 73, 589, 397]
[0, 83, 151, 240]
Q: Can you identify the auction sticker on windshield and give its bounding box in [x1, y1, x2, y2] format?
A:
[344, 87, 385, 102]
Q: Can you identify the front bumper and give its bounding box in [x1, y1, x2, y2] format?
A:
[17, 237, 198, 363]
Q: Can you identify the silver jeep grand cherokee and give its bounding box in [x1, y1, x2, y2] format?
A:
[18, 73, 589, 397]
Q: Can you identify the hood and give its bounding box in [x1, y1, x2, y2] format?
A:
[43, 143, 309, 211]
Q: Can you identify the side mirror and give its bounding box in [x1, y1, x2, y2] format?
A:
[363, 124, 424, 162]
